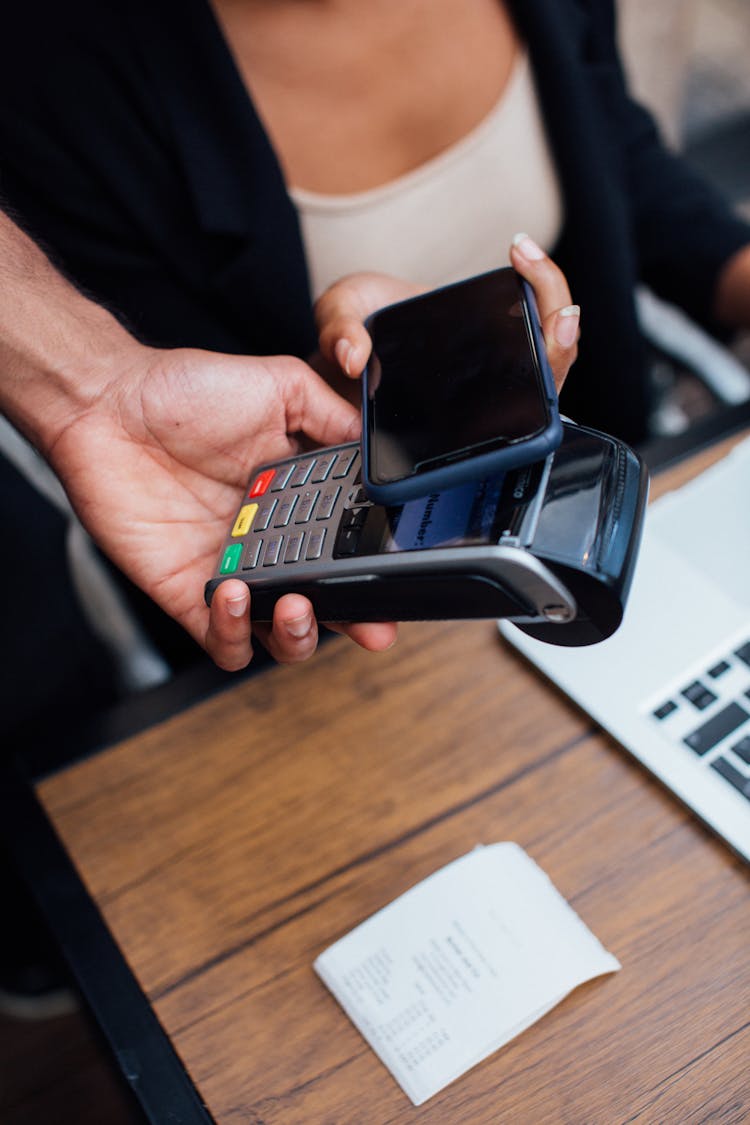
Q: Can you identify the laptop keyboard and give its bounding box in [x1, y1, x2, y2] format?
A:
[648, 639, 750, 802]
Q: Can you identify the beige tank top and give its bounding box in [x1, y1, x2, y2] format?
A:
[289, 53, 563, 300]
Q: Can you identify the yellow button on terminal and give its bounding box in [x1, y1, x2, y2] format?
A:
[231, 503, 258, 537]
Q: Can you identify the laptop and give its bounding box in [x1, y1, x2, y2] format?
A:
[500, 433, 750, 862]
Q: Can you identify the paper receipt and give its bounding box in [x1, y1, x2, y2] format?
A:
[314, 843, 620, 1105]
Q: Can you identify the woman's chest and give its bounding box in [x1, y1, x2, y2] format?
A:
[209, 0, 519, 192]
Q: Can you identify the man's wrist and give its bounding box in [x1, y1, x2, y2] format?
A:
[0, 210, 144, 457]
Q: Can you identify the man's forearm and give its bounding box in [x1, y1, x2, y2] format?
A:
[0, 209, 141, 457]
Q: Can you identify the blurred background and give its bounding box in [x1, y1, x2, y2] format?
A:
[621, 0, 750, 187]
[620, 0, 750, 433]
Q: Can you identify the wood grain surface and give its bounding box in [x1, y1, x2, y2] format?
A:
[37, 439, 750, 1124]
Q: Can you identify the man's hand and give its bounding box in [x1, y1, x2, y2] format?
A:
[0, 213, 400, 672]
[44, 345, 397, 670]
[0, 213, 578, 675]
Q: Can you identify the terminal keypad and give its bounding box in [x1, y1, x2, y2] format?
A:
[218, 446, 370, 577]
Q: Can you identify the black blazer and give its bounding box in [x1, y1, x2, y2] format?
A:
[1, 0, 748, 441]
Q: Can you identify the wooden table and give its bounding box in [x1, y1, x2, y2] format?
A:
[30, 431, 750, 1124]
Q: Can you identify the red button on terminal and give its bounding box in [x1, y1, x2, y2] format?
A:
[248, 468, 276, 498]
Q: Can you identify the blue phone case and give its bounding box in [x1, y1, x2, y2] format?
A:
[361, 271, 562, 505]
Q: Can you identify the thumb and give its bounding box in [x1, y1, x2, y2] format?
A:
[283, 359, 362, 446]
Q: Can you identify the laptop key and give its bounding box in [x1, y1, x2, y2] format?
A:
[681, 681, 717, 711]
[707, 660, 730, 680]
[683, 702, 748, 756]
[732, 735, 750, 765]
[734, 641, 750, 667]
[653, 701, 678, 721]
[711, 757, 750, 801]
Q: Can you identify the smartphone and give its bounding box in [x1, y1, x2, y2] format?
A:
[205, 422, 648, 647]
[361, 268, 562, 505]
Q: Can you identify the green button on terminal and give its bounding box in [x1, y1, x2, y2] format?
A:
[220, 543, 243, 574]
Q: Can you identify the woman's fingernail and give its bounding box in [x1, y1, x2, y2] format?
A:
[226, 592, 249, 618]
[285, 613, 314, 640]
[554, 305, 580, 348]
[511, 232, 545, 261]
[334, 338, 354, 375]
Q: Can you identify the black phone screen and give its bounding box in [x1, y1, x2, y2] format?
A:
[365, 269, 550, 484]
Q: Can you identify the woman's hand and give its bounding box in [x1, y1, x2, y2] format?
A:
[312, 247, 578, 645]
[314, 238, 579, 390]
[509, 233, 580, 390]
[315, 272, 426, 381]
